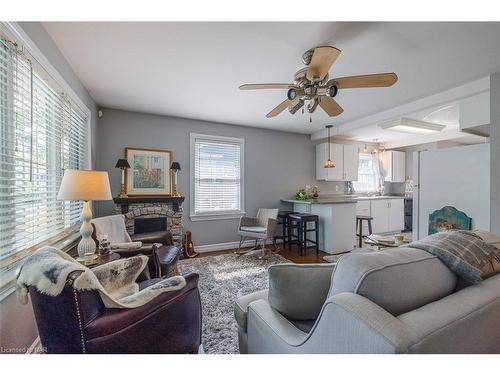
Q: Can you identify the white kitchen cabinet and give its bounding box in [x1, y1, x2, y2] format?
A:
[388, 198, 404, 232]
[370, 199, 388, 233]
[382, 151, 406, 182]
[316, 143, 359, 181]
[343, 144, 359, 181]
[316, 143, 328, 180]
[370, 198, 404, 233]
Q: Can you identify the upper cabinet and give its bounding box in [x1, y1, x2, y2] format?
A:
[381, 150, 406, 183]
[316, 143, 359, 181]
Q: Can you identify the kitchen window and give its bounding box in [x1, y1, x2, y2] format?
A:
[190, 133, 245, 220]
[352, 153, 381, 193]
[0, 26, 90, 265]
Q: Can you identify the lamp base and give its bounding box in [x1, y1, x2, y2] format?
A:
[77, 201, 96, 258]
[117, 183, 128, 198]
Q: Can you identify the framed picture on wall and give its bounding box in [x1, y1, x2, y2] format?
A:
[125, 147, 172, 195]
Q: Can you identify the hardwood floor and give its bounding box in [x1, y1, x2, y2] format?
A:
[197, 244, 328, 264]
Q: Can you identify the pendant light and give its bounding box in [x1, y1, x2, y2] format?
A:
[324, 125, 335, 168]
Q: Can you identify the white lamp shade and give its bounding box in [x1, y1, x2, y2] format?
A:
[57, 170, 112, 201]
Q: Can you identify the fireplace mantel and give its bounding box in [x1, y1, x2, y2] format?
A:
[113, 196, 185, 213]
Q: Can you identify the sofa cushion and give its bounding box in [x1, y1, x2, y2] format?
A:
[268, 263, 334, 320]
[329, 247, 457, 316]
[234, 289, 268, 331]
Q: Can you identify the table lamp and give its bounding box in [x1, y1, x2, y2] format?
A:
[57, 170, 112, 259]
[170, 162, 181, 197]
[115, 158, 131, 198]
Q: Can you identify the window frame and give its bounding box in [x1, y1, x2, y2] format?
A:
[0, 22, 92, 285]
[189, 133, 245, 221]
[352, 152, 380, 193]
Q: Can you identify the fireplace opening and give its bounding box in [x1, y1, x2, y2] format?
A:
[134, 217, 167, 234]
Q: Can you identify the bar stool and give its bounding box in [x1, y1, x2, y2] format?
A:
[274, 211, 297, 249]
[288, 213, 319, 256]
[356, 215, 373, 248]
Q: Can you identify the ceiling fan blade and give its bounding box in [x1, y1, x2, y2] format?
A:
[319, 96, 344, 117]
[239, 83, 294, 90]
[306, 46, 341, 81]
[330, 73, 398, 89]
[266, 99, 298, 118]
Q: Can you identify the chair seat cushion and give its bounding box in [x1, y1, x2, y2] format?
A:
[289, 319, 316, 333]
[240, 226, 267, 233]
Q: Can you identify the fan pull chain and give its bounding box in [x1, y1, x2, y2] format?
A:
[309, 115, 312, 123]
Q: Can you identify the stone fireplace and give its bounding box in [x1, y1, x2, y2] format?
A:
[113, 196, 185, 247]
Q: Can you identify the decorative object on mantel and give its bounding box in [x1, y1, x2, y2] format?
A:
[125, 147, 172, 196]
[183, 230, 199, 258]
[170, 161, 181, 197]
[324, 125, 335, 168]
[115, 158, 131, 198]
[428, 206, 472, 235]
[57, 170, 112, 259]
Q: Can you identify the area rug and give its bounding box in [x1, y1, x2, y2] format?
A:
[178, 252, 289, 354]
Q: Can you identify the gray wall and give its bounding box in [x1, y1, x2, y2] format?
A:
[0, 22, 98, 353]
[96, 108, 319, 246]
[491, 73, 500, 234]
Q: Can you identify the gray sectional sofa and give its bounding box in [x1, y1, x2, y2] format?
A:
[234, 247, 500, 353]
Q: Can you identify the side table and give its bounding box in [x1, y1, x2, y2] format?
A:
[77, 252, 121, 268]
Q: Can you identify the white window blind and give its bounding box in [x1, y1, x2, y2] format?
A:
[353, 153, 380, 193]
[0, 35, 88, 261]
[191, 134, 244, 218]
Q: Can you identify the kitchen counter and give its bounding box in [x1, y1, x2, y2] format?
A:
[281, 195, 405, 205]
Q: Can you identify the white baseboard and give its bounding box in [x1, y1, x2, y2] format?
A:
[196, 238, 281, 253]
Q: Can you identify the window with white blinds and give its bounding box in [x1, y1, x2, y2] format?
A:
[0, 35, 88, 261]
[190, 134, 244, 219]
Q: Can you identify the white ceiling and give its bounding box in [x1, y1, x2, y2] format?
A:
[43, 22, 500, 135]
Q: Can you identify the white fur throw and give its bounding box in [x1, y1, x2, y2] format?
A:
[16, 246, 186, 309]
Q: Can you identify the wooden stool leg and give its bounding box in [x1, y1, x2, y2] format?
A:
[299, 221, 304, 256]
[368, 219, 373, 235]
[315, 218, 319, 254]
[282, 218, 287, 248]
[288, 220, 292, 250]
[358, 219, 363, 248]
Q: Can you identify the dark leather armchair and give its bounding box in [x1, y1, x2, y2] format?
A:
[29, 271, 201, 353]
[91, 222, 180, 278]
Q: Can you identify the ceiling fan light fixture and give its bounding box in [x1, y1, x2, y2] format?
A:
[379, 118, 446, 134]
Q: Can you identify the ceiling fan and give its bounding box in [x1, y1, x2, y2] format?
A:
[239, 46, 398, 118]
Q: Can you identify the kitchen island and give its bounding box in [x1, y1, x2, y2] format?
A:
[281, 197, 357, 254]
[281, 195, 407, 254]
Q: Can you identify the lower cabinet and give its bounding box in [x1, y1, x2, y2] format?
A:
[366, 199, 404, 234]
